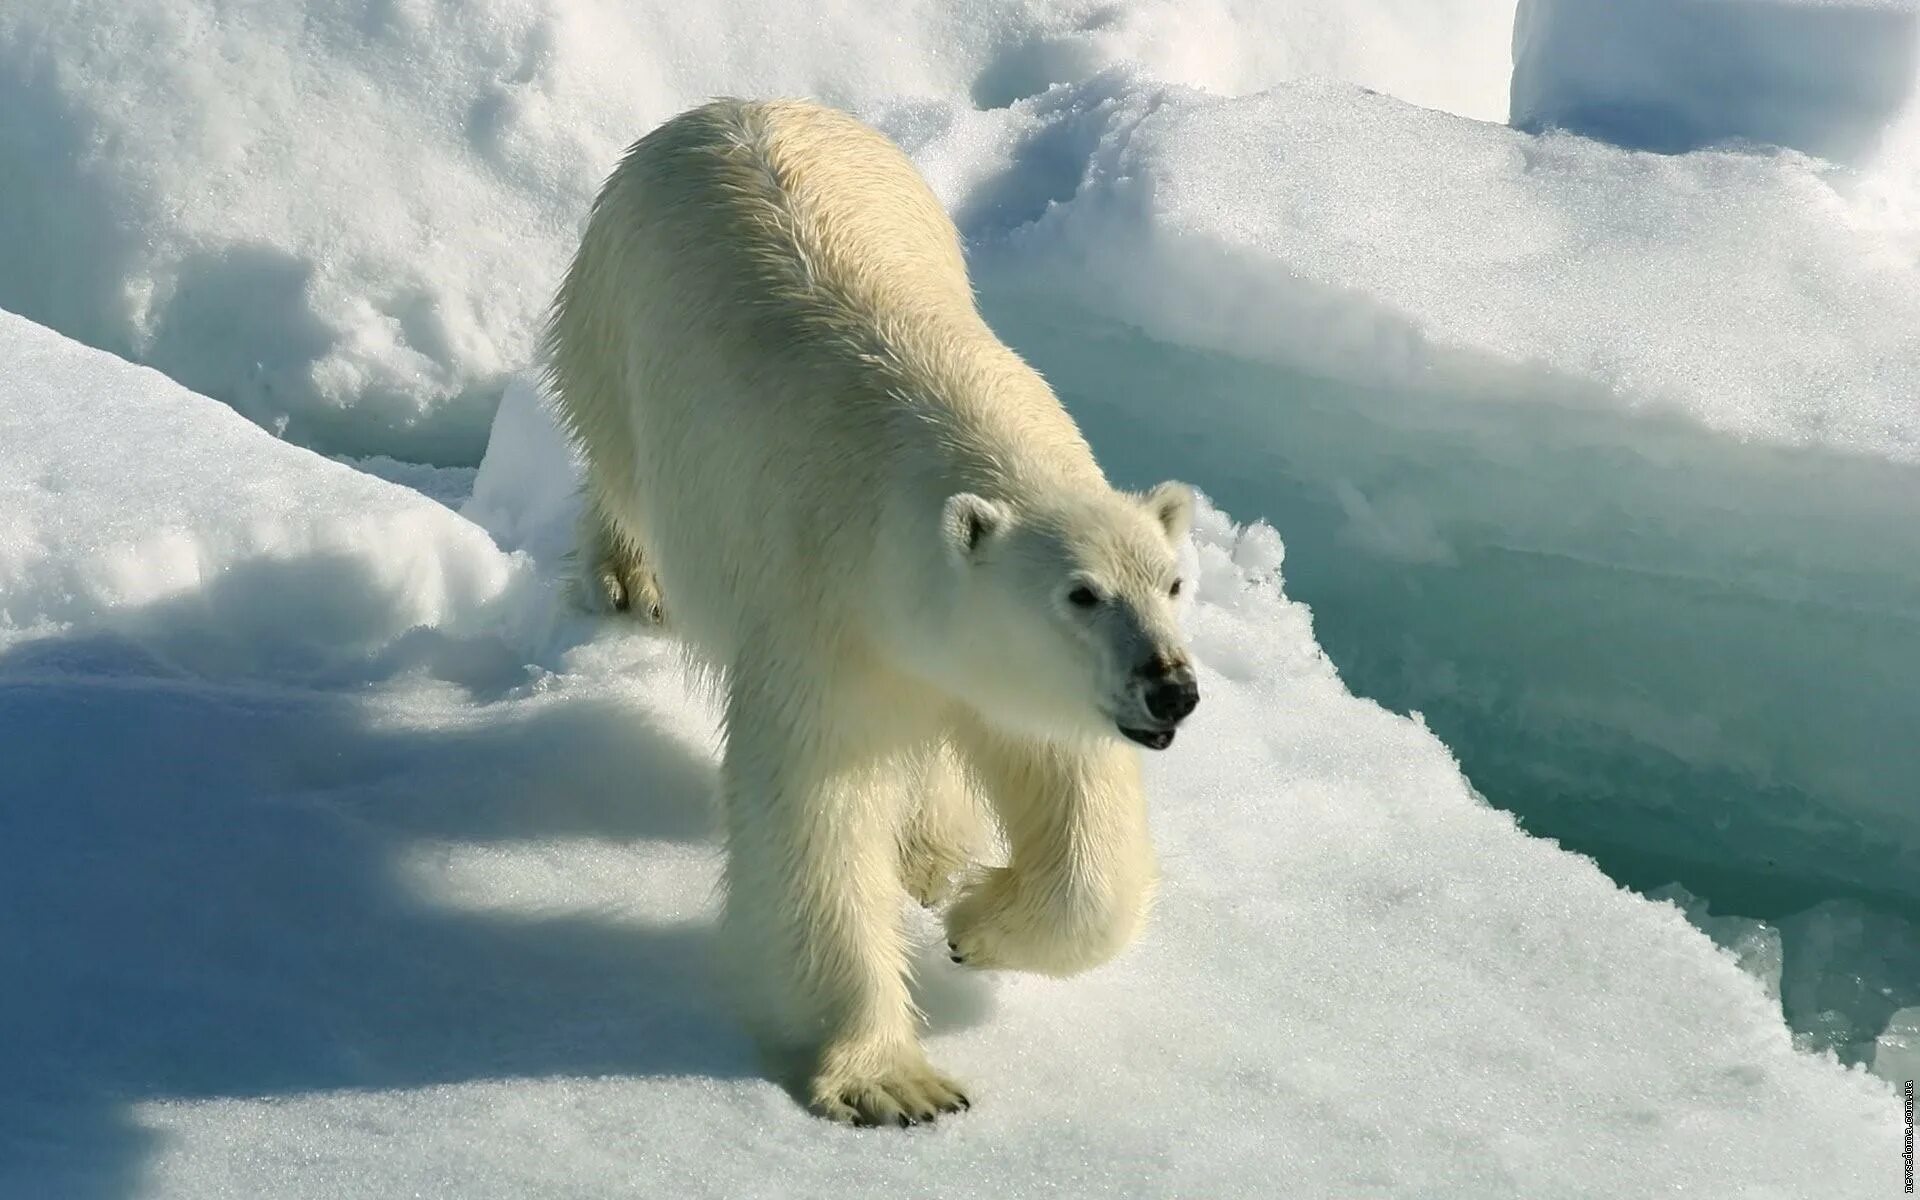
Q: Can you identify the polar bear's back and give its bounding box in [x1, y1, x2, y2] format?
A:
[546, 99, 995, 665]
[603, 99, 970, 312]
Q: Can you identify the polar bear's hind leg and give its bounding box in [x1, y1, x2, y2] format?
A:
[575, 501, 665, 625]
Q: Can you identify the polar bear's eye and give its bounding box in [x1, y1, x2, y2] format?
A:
[1067, 585, 1101, 609]
[1168, 580, 1183, 598]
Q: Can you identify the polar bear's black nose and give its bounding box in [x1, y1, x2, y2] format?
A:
[1142, 664, 1199, 723]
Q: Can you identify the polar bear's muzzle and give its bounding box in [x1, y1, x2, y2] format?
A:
[1116, 655, 1199, 750]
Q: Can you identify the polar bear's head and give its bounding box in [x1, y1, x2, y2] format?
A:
[940, 481, 1199, 748]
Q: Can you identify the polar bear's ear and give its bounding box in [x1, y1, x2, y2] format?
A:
[1141, 481, 1195, 543]
[942, 492, 1009, 565]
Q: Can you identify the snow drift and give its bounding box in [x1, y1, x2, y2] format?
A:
[0, 308, 1901, 1197]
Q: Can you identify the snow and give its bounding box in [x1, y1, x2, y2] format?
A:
[0, 308, 1902, 1196]
[0, 0, 1517, 462]
[1652, 885, 1785, 1005]
[0, 314, 528, 659]
[460, 377, 587, 568]
[1511, 0, 1920, 164]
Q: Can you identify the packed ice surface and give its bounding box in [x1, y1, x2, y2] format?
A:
[0, 309, 1901, 1196]
[1511, 0, 1920, 163]
[0, 0, 1517, 460]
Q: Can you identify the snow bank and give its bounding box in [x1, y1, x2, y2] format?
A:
[0, 308, 539, 670]
[1511, 0, 1920, 164]
[0, 312, 1901, 1197]
[0, 0, 1514, 460]
[964, 76, 1920, 463]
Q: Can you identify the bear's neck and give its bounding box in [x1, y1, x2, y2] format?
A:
[886, 326, 1109, 499]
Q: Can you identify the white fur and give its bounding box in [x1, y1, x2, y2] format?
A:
[544, 98, 1197, 1126]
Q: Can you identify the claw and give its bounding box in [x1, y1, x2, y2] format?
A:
[813, 1057, 970, 1128]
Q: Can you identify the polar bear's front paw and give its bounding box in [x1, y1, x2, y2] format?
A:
[810, 1048, 970, 1127]
[945, 867, 1138, 977]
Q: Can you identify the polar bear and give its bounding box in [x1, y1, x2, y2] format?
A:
[544, 98, 1199, 1126]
